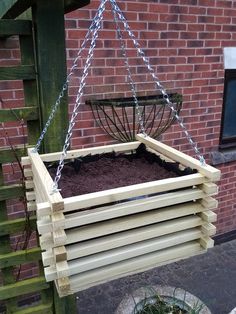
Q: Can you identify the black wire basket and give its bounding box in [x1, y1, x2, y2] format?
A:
[86, 93, 182, 142]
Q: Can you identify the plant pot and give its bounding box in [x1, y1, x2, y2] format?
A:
[115, 285, 212, 314]
[22, 135, 220, 297]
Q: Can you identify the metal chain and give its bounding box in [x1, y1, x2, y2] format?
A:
[112, 5, 147, 136]
[52, 0, 109, 192]
[33, 0, 108, 152]
[110, 0, 206, 166]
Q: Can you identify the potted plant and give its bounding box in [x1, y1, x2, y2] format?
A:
[115, 285, 211, 314]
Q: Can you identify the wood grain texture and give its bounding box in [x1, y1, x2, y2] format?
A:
[0, 19, 32, 36]
[0, 107, 39, 123]
[136, 134, 221, 181]
[0, 65, 35, 80]
[42, 215, 203, 266]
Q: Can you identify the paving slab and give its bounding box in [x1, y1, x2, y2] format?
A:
[76, 239, 236, 314]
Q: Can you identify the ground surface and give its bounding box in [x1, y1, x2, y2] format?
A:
[76, 239, 236, 314]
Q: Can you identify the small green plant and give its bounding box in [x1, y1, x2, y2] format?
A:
[134, 294, 187, 314]
[134, 291, 204, 314]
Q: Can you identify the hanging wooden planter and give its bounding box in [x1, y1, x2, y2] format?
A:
[22, 134, 220, 297]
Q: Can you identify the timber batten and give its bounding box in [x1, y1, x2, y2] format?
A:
[23, 135, 220, 297]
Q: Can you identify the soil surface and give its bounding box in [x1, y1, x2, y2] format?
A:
[48, 146, 184, 198]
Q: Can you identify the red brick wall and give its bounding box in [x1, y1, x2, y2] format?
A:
[1, 0, 236, 234]
[65, 0, 236, 234]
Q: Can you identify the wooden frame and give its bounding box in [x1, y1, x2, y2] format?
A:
[22, 135, 220, 297]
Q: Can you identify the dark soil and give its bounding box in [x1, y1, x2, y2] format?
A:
[48, 144, 194, 198]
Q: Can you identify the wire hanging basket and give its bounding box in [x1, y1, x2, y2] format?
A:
[86, 93, 182, 142]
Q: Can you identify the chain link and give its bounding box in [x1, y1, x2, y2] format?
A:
[111, 4, 147, 136]
[110, 0, 206, 166]
[52, 0, 109, 192]
[37, 0, 206, 193]
[33, 0, 108, 153]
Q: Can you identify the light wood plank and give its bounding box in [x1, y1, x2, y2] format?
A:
[37, 188, 205, 232]
[45, 228, 202, 281]
[42, 215, 203, 266]
[28, 148, 64, 212]
[136, 134, 221, 181]
[37, 202, 51, 216]
[201, 197, 218, 209]
[62, 173, 207, 212]
[27, 201, 36, 212]
[25, 180, 34, 189]
[200, 237, 214, 249]
[67, 241, 203, 295]
[39, 202, 205, 249]
[201, 222, 216, 236]
[26, 191, 36, 201]
[22, 142, 140, 166]
[54, 246, 67, 263]
[199, 210, 217, 223]
[23, 168, 33, 178]
[200, 182, 218, 195]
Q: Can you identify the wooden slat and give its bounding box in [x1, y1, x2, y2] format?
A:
[0, 0, 90, 18]
[61, 173, 207, 212]
[37, 188, 205, 233]
[201, 197, 218, 209]
[0, 276, 49, 301]
[200, 182, 218, 195]
[21, 141, 140, 165]
[27, 201, 37, 212]
[136, 134, 221, 181]
[25, 180, 34, 189]
[0, 107, 39, 123]
[20, 26, 41, 145]
[45, 228, 202, 281]
[0, 19, 32, 36]
[14, 302, 53, 314]
[59, 202, 206, 244]
[0, 184, 24, 201]
[39, 202, 205, 249]
[200, 237, 214, 249]
[42, 215, 203, 266]
[0, 247, 41, 268]
[0, 65, 36, 80]
[28, 148, 64, 212]
[23, 168, 33, 178]
[0, 216, 36, 236]
[199, 210, 217, 223]
[26, 191, 36, 201]
[0, 145, 31, 163]
[67, 241, 202, 295]
[201, 222, 216, 236]
[0, 164, 17, 311]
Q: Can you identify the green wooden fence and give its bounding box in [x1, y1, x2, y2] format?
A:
[0, 18, 55, 314]
[0, 1, 90, 312]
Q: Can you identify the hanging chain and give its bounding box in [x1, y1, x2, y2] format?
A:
[110, 0, 206, 166]
[52, 0, 109, 192]
[112, 5, 147, 136]
[33, 0, 108, 153]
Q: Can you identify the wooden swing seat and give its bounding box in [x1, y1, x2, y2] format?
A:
[21, 134, 220, 297]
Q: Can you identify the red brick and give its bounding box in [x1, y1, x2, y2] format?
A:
[149, 4, 169, 14]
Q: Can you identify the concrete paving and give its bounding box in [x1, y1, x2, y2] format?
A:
[76, 239, 236, 314]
